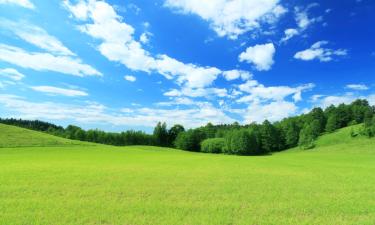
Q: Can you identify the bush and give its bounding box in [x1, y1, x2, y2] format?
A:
[201, 138, 225, 153]
[223, 130, 260, 155]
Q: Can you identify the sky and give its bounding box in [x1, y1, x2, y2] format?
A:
[0, 0, 374, 132]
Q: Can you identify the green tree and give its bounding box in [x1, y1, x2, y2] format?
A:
[153, 122, 168, 146]
[326, 113, 340, 133]
[298, 124, 316, 149]
[280, 118, 300, 148]
[223, 130, 260, 155]
[201, 138, 225, 153]
[260, 120, 279, 152]
[168, 124, 185, 147]
[174, 129, 205, 151]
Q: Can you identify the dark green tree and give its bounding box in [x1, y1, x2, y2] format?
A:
[153, 122, 168, 146]
[260, 120, 279, 152]
[168, 124, 185, 147]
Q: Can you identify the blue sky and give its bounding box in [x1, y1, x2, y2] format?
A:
[0, 0, 374, 132]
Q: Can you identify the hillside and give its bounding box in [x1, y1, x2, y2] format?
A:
[0, 123, 94, 148]
[1, 124, 375, 224]
[282, 125, 375, 155]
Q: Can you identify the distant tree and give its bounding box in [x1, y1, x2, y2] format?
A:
[168, 124, 185, 147]
[298, 124, 316, 149]
[203, 122, 216, 139]
[174, 129, 205, 151]
[260, 120, 279, 152]
[74, 129, 86, 141]
[306, 107, 326, 133]
[223, 129, 260, 155]
[201, 138, 225, 153]
[326, 113, 340, 133]
[153, 122, 168, 146]
[280, 118, 300, 148]
[350, 99, 371, 123]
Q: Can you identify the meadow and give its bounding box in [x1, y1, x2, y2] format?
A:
[1, 124, 375, 225]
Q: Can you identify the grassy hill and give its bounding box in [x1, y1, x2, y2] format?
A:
[0, 124, 375, 224]
[0, 123, 94, 148]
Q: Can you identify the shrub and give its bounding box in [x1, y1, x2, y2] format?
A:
[201, 138, 225, 153]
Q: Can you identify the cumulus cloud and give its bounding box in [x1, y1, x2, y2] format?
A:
[294, 41, 347, 62]
[239, 43, 276, 71]
[222, 70, 252, 81]
[63, 0, 246, 89]
[164, 0, 286, 39]
[0, 0, 34, 9]
[0, 44, 102, 77]
[345, 84, 369, 91]
[124, 75, 136, 82]
[30, 86, 88, 97]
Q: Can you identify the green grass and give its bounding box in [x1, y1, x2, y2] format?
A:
[0, 124, 94, 148]
[1, 125, 375, 224]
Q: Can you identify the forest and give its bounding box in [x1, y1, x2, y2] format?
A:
[1, 99, 375, 155]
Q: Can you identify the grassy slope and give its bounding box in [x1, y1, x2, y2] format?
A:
[0, 123, 94, 148]
[0, 125, 375, 225]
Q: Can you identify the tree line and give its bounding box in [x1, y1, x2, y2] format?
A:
[1, 99, 374, 155]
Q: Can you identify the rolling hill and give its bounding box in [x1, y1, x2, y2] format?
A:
[0, 124, 375, 225]
[0, 123, 95, 148]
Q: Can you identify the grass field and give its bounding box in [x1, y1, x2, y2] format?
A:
[1, 124, 375, 224]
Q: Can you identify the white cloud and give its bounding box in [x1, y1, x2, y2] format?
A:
[0, 19, 74, 56]
[281, 28, 299, 42]
[139, 32, 150, 44]
[30, 86, 88, 97]
[243, 101, 298, 123]
[239, 43, 275, 71]
[345, 84, 369, 91]
[124, 75, 136, 82]
[312, 94, 357, 108]
[0, 94, 234, 128]
[311, 92, 375, 109]
[222, 70, 252, 81]
[164, 87, 228, 98]
[0, 68, 25, 81]
[0, 44, 102, 77]
[64, 0, 241, 89]
[155, 54, 221, 88]
[0, 0, 34, 9]
[164, 0, 286, 39]
[280, 5, 322, 43]
[294, 41, 347, 62]
[295, 4, 322, 30]
[237, 81, 314, 103]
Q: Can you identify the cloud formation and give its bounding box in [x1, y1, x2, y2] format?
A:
[164, 0, 286, 39]
[239, 43, 276, 71]
[294, 41, 347, 62]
